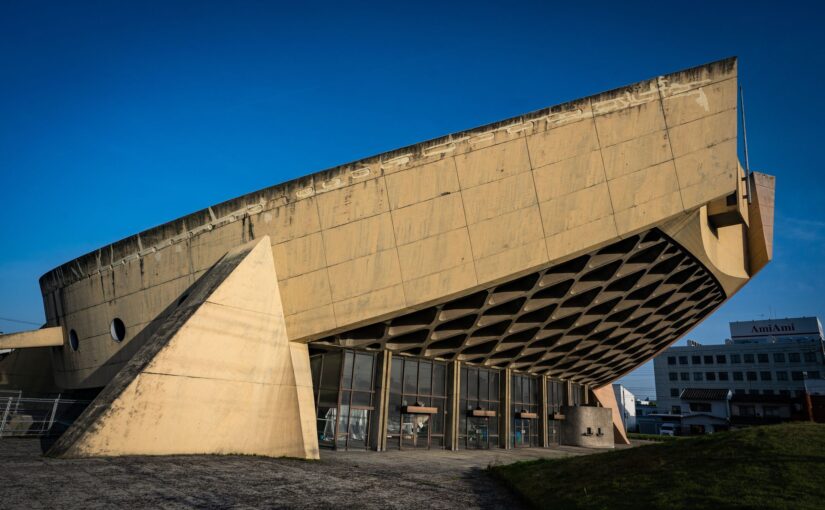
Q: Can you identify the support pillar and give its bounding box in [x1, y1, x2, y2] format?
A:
[502, 368, 512, 449]
[371, 350, 392, 451]
[540, 375, 549, 448]
[448, 360, 461, 450]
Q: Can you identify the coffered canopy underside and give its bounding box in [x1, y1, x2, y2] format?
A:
[313, 229, 724, 387]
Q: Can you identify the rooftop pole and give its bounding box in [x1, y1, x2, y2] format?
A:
[740, 85, 753, 205]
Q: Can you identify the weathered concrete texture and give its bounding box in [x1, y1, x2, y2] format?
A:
[48, 236, 318, 459]
[560, 406, 614, 449]
[0, 347, 56, 393]
[28, 57, 753, 392]
[0, 438, 604, 509]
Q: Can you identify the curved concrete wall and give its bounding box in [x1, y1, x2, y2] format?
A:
[6, 58, 757, 391]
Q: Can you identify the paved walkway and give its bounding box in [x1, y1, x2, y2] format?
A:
[0, 439, 607, 509]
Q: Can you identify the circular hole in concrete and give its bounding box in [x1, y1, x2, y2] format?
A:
[110, 318, 126, 343]
[69, 329, 79, 351]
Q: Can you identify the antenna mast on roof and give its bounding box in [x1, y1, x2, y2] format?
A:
[739, 85, 753, 205]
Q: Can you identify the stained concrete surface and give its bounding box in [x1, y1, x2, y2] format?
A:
[0, 438, 603, 509]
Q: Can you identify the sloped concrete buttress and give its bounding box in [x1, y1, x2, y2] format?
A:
[47, 236, 319, 459]
[592, 384, 630, 445]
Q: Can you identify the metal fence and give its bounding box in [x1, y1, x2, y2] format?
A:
[0, 391, 89, 438]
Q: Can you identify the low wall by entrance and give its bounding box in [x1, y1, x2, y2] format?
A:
[559, 406, 614, 449]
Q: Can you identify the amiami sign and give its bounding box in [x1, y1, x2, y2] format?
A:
[729, 317, 823, 339]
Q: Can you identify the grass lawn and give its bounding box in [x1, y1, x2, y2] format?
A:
[627, 432, 683, 442]
[490, 422, 825, 510]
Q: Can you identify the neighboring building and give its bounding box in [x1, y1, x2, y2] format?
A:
[635, 399, 657, 418]
[612, 384, 636, 432]
[729, 393, 803, 425]
[654, 317, 824, 420]
[678, 388, 731, 434]
[0, 58, 776, 459]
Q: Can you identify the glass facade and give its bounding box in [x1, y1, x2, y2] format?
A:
[511, 373, 540, 448]
[387, 356, 448, 449]
[569, 382, 586, 406]
[310, 348, 587, 453]
[546, 378, 566, 445]
[309, 349, 378, 450]
[458, 366, 501, 449]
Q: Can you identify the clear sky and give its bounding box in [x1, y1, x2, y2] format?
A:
[1, 1, 824, 398]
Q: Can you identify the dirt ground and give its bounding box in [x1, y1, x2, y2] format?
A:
[0, 439, 600, 509]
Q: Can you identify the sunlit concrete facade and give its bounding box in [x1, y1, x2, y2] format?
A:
[0, 57, 774, 458]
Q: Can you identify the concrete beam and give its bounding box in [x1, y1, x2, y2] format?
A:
[0, 327, 62, 349]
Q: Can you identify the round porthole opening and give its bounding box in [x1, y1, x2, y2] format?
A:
[110, 318, 126, 343]
[69, 329, 79, 351]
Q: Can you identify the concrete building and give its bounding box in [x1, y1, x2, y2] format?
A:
[0, 57, 774, 458]
[654, 317, 823, 422]
[612, 384, 636, 432]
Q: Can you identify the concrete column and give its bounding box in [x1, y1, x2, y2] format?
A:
[502, 368, 512, 449]
[448, 360, 461, 451]
[371, 350, 392, 451]
[540, 375, 549, 448]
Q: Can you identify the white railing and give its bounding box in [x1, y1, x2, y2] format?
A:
[0, 392, 89, 438]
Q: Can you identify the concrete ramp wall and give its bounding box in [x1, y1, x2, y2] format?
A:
[47, 236, 318, 459]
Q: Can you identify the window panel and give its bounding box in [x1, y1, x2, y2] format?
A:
[342, 352, 354, 389]
[321, 352, 342, 389]
[391, 358, 403, 393]
[353, 353, 374, 390]
[404, 360, 418, 394]
[433, 363, 446, 396]
[418, 361, 432, 395]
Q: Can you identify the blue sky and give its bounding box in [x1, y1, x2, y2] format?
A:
[1, 1, 823, 398]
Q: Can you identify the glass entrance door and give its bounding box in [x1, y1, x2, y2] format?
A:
[309, 349, 377, 451]
[514, 418, 532, 448]
[547, 419, 560, 446]
[338, 407, 371, 450]
[466, 416, 490, 449]
[401, 413, 431, 449]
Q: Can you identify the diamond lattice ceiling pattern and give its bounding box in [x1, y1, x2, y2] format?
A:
[315, 229, 724, 386]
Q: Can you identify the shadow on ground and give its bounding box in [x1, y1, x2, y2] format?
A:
[0, 439, 599, 509]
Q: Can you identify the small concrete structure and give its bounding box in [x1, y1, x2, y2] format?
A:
[560, 406, 614, 448]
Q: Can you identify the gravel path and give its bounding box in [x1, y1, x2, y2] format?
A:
[0, 439, 595, 509]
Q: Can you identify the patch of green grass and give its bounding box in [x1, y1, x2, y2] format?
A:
[490, 422, 825, 510]
[627, 432, 683, 442]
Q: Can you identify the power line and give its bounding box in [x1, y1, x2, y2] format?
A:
[0, 316, 41, 326]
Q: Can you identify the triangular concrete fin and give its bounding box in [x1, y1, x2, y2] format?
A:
[747, 172, 775, 275]
[592, 384, 630, 446]
[47, 236, 319, 459]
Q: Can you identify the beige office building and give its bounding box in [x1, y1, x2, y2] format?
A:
[0, 57, 774, 458]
